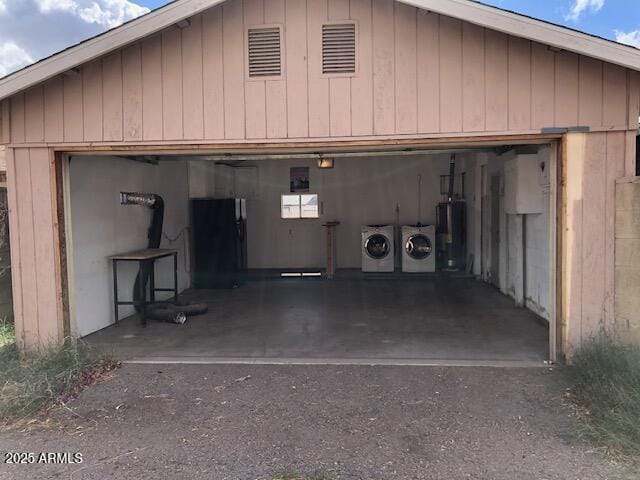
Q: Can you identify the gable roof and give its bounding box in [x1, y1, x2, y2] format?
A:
[1, 0, 639, 101]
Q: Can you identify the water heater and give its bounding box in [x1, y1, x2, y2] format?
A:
[436, 156, 467, 271]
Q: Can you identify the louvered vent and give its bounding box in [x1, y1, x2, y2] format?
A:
[322, 23, 356, 74]
[248, 27, 282, 77]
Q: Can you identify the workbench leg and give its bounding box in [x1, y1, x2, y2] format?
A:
[150, 260, 156, 303]
[173, 253, 179, 303]
[113, 260, 119, 325]
[139, 261, 147, 327]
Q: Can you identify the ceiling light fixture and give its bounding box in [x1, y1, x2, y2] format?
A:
[317, 157, 334, 169]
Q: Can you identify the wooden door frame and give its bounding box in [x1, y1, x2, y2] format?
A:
[52, 133, 565, 359]
[53, 152, 72, 338]
[553, 137, 567, 362]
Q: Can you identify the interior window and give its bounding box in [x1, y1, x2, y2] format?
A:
[300, 194, 319, 218]
[281, 194, 319, 219]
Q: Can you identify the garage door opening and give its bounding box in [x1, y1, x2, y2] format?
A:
[65, 143, 556, 364]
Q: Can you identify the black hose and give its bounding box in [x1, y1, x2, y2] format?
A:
[120, 192, 208, 323]
[146, 301, 208, 324]
[122, 193, 164, 312]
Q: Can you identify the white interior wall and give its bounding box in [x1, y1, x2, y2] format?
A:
[478, 153, 506, 286]
[458, 153, 476, 272]
[188, 155, 462, 269]
[470, 153, 489, 277]
[241, 155, 456, 269]
[469, 147, 551, 320]
[70, 156, 190, 337]
[505, 214, 525, 304]
[524, 147, 552, 318]
[478, 157, 491, 281]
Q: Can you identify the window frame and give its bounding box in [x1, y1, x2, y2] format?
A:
[281, 193, 320, 220]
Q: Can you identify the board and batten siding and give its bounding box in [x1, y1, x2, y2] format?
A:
[563, 131, 632, 356]
[0, 146, 6, 172]
[4, 147, 63, 349]
[2, 0, 639, 146]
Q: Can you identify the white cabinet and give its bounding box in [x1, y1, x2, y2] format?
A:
[504, 153, 544, 214]
[214, 164, 236, 198]
[214, 164, 258, 199]
[234, 166, 259, 199]
[188, 160, 216, 198]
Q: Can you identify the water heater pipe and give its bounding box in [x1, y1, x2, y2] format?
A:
[448, 155, 456, 202]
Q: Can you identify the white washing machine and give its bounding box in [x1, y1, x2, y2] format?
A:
[361, 225, 395, 272]
[401, 225, 436, 272]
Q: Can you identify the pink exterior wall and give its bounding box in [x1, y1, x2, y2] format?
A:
[5, 147, 64, 349]
[563, 132, 637, 356]
[0, 100, 10, 145]
[2, 0, 639, 147]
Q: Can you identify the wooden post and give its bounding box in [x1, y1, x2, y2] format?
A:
[323, 221, 340, 279]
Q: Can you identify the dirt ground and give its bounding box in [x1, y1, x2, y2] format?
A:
[0, 364, 627, 480]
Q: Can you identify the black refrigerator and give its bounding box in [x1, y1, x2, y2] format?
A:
[191, 198, 247, 289]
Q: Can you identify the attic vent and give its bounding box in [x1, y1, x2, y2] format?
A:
[248, 26, 282, 77]
[322, 23, 356, 74]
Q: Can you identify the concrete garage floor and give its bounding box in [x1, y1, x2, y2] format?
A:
[86, 276, 549, 364]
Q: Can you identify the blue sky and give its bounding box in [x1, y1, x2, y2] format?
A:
[0, 0, 638, 78]
[480, 0, 640, 41]
[137, 0, 169, 9]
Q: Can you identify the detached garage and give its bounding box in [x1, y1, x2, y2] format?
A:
[0, 0, 638, 364]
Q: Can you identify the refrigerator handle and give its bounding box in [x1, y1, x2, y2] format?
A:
[237, 218, 245, 242]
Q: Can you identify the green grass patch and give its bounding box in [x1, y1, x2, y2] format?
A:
[0, 318, 14, 347]
[569, 333, 640, 461]
[0, 325, 118, 423]
[272, 471, 301, 480]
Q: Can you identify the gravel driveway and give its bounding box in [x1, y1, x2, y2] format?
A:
[0, 364, 626, 479]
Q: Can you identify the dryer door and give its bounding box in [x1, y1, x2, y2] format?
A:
[405, 234, 433, 260]
[365, 234, 391, 259]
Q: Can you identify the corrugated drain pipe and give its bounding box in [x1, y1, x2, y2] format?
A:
[120, 192, 207, 324]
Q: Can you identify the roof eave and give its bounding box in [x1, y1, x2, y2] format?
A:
[0, 0, 224, 100]
[403, 0, 640, 69]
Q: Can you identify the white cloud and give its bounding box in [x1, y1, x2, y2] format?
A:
[565, 0, 605, 22]
[0, 0, 149, 78]
[615, 29, 640, 48]
[0, 41, 34, 77]
[34, 0, 149, 29]
[78, 0, 150, 29]
[35, 0, 77, 14]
